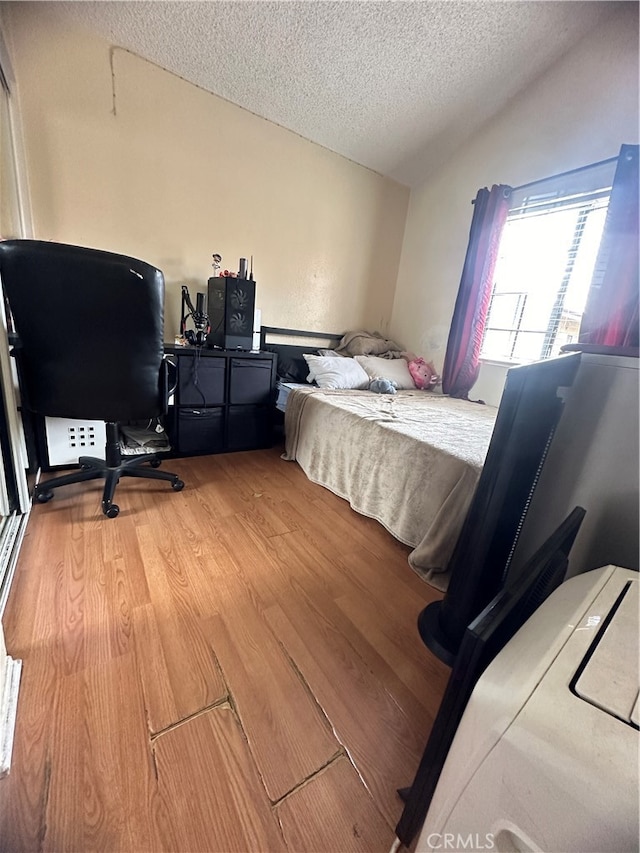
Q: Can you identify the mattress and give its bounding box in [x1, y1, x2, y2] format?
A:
[275, 381, 309, 413]
[283, 388, 498, 590]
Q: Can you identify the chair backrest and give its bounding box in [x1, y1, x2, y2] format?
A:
[0, 240, 166, 422]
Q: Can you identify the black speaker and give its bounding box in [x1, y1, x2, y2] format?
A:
[207, 276, 256, 350]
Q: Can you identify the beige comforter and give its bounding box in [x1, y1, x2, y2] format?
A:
[283, 388, 498, 590]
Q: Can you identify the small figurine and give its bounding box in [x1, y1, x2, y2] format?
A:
[212, 253, 222, 276]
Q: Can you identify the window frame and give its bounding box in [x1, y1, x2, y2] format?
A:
[479, 161, 616, 367]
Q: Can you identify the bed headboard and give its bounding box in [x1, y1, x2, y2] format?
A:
[259, 326, 344, 382]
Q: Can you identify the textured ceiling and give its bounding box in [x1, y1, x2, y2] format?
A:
[47, 1, 615, 187]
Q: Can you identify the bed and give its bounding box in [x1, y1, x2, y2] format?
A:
[261, 327, 498, 590]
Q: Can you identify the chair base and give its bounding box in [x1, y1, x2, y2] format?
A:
[34, 452, 184, 518]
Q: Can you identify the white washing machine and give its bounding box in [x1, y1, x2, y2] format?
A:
[417, 565, 639, 853]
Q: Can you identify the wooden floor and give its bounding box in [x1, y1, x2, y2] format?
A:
[0, 447, 449, 852]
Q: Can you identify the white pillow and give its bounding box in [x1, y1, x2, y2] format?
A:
[354, 355, 414, 389]
[303, 354, 369, 390]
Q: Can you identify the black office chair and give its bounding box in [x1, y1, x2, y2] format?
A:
[0, 240, 185, 518]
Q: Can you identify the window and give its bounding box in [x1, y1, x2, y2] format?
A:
[481, 159, 616, 364]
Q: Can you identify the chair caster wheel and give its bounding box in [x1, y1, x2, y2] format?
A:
[150, 458, 162, 468]
[35, 490, 53, 503]
[172, 479, 185, 492]
[103, 503, 120, 518]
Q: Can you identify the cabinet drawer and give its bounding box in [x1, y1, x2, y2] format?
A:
[178, 355, 225, 406]
[229, 359, 273, 405]
[227, 405, 271, 451]
[177, 408, 224, 455]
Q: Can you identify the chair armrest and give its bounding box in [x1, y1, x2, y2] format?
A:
[163, 354, 178, 396]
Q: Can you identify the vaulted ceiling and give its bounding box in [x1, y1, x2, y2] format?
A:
[47, 1, 617, 186]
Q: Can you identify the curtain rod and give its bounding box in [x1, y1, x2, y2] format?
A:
[471, 154, 619, 204]
[512, 154, 618, 194]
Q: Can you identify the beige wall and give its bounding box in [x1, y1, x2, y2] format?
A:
[3, 4, 409, 340]
[391, 4, 639, 384]
[4, 4, 638, 362]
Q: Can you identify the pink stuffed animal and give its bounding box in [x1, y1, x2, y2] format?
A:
[408, 357, 440, 390]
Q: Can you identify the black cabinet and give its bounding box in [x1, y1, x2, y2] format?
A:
[165, 346, 277, 457]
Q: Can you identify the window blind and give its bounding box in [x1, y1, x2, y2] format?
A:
[481, 156, 617, 363]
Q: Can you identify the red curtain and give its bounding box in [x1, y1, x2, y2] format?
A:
[442, 185, 511, 398]
[579, 144, 639, 347]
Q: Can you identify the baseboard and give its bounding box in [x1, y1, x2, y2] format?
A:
[0, 655, 22, 778]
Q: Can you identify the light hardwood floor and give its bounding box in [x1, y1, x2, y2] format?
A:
[0, 447, 449, 852]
